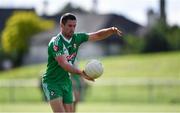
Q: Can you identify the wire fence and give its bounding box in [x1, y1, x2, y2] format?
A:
[1, 78, 180, 87]
[0, 78, 180, 103]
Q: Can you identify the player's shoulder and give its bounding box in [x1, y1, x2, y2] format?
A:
[73, 33, 89, 42]
[73, 32, 88, 37]
[49, 34, 61, 45]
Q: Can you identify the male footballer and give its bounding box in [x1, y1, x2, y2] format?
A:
[42, 13, 122, 113]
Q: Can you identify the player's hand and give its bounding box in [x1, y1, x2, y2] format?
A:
[80, 71, 95, 82]
[112, 27, 123, 37]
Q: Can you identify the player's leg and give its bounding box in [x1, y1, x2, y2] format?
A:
[73, 88, 80, 112]
[49, 98, 65, 113]
[72, 75, 87, 112]
[42, 82, 65, 113]
[63, 80, 74, 112]
[72, 76, 79, 112]
[63, 103, 74, 112]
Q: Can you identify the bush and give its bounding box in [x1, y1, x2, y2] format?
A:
[166, 26, 180, 50]
[1, 11, 54, 66]
[123, 35, 144, 54]
[142, 25, 171, 53]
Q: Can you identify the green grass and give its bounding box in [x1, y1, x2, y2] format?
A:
[0, 52, 180, 104]
[0, 63, 46, 79]
[77, 103, 180, 112]
[0, 51, 180, 79]
[1, 84, 179, 103]
[0, 102, 180, 112]
[84, 85, 180, 103]
[80, 52, 180, 79]
[0, 87, 43, 103]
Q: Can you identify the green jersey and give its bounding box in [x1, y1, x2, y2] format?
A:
[42, 33, 88, 84]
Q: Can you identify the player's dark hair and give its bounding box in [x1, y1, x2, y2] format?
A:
[60, 13, 76, 25]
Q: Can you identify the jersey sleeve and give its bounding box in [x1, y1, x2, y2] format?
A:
[50, 39, 64, 58]
[75, 33, 89, 45]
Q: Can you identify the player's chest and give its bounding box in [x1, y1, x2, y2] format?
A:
[63, 43, 78, 55]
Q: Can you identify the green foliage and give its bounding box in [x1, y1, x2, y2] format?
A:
[143, 25, 171, 53]
[2, 11, 54, 54]
[166, 26, 180, 50]
[1, 11, 54, 66]
[123, 22, 180, 54]
[123, 35, 144, 54]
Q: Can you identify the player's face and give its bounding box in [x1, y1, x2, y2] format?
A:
[61, 20, 76, 38]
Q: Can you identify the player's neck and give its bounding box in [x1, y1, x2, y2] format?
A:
[61, 32, 71, 40]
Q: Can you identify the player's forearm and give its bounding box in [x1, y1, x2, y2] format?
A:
[96, 27, 116, 39]
[55, 56, 82, 75]
[60, 62, 82, 75]
[89, 27, 117, 41]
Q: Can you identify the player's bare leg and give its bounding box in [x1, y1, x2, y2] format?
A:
[73, 90, 80, 112]
[64, 103, 74, 113]
[49, 98, 65, 113]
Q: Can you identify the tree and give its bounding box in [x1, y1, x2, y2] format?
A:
[123, 35, 144, 54]
[143, 25, 171, 53]
[1, 11, 54, 66]
[160, 0, 167, 25]
[166, 26, 180, 50]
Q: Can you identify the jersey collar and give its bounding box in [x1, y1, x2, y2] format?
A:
[59, 33, 72, 43]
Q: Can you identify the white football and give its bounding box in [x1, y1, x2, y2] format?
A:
[84, 59, 104, 79]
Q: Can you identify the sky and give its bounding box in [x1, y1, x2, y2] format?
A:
[0, 0, 180, 26]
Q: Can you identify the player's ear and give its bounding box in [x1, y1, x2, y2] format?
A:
[60, 23, 63, 28]
[60, 23, 64, 28]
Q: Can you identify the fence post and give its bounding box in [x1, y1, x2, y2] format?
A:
[111, 83, 118, 102]
[147, 79, 155, 103]
[9, 80, 15, 103]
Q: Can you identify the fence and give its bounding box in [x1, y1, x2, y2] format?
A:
[87, 78, 180, 103]
[0, 78, 180, 103]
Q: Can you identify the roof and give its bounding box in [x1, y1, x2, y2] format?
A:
[31, 13, 143, 45]
[75, 13, 109, 32]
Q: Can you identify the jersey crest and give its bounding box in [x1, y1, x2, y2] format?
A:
[73, 44, 77, 49]
[53, 45, 59, 52]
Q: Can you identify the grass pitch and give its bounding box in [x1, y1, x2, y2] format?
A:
[0, 102, 180, 112]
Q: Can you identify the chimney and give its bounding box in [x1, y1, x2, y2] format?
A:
[160, 0, 166, 24]
[92, 0, 98, 14]
[147, 9, 159, 27]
